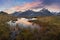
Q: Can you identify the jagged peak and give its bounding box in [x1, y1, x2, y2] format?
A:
[25, 10, 34, 12]
[40, 8, 49, 12]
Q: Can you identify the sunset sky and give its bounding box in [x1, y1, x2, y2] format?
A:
[0, 0, 60, 14]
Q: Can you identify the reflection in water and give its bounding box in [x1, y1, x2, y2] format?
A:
[16, 18, 32, 26]
[7, 18, 39, 29]
[7, 18, 40, 40]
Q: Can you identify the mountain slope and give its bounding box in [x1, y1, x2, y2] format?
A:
[11, 8, 54, 17]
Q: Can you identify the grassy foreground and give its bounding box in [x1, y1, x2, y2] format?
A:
[0, 14, 60, 40]
[30, 16, 60, 40]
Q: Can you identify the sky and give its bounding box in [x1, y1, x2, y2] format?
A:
[0, 0, 60, 14]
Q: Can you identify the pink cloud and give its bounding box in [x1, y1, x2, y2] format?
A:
[12, 2, 41, 11]
[4, 0, 60, 14]
[4, 2, 41, 14]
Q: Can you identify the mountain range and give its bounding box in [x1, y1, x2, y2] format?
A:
[0, 8, 60, 17]
[11, 8, 54, 17]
